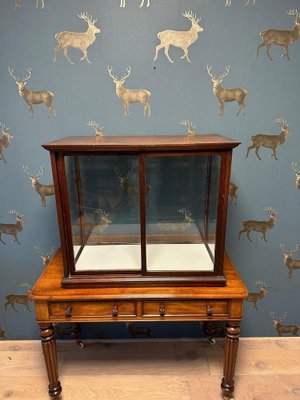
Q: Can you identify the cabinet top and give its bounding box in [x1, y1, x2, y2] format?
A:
[29, 249, 248, 300]
[43, 134, 240, 152]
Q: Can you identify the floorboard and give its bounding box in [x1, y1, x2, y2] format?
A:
[0, 338, 300, 400]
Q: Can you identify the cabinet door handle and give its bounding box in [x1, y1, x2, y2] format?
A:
[206, 305, 213, 317]
[159, 305, 165, 317]
[112, 305, 118, 317]
[65, 305, 72, 318]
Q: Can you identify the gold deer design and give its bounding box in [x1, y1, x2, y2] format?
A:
[207, 65, 247, 116]
[54, 12, 100, 64]
[0, 210, 26, 245]
[245, 118, 293, 160]
[180, 120, 197, 136]
[35, 245, 55, 267]
[5, 284, 31, 312]
[238, 207, 278, 242]
[292, 162, 300, 190]
[154, 11, 203, 64]
[113, 165, 151, 201]
[87, 121, 106, 137]
[108, 66, 151, 117]
[256, 9, 300, 61]
[23, 165, 55, 207]
[229, 182, 239, 205]
[94, 209, 112, 233]
[157, 208, 194, 233]
[280, 243, 300, 279]
[0, 123, 14, 163]
[9, 67, 55, 118]
[15, 0, 45, 9]
[225, 0, 255, 6]
[120, 0, 150, 7]
[246, 281, 268, 310]
[270, 312, 299, 336]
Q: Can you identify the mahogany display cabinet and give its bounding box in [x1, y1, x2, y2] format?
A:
[43, 134, 240, 288]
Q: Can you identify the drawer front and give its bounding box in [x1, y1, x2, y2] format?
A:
[142, 300, 229, 318]
[49, 301, 137, 319]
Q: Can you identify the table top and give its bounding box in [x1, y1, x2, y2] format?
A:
[29, 250, 248, 301]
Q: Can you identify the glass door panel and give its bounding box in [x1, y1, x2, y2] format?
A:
[145, 154, 220, 272]
[65, 155, 141, 272]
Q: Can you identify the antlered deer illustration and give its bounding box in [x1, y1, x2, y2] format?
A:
[292, 162, 300, 190]
[270, 312, 299, 336]
[120, 0, 150, 7]
[114, 165, 134, 192]
[280, 243, 300, 279]
[246, 281, 268, 310]
[207, 65, 247, 116]
[229, 182, 239, 205]
[87, 121, 106, 136]
[94, 209, 112, 233]
[35, 0, 44, 8]
[0, 210, 26, 245]
[157, 208, 194, 233]
[154, 11, 203, 64]
[0, 123, 14, 164]
[238, 207, 278, 242]
[35, 245, 55, 267]
[245, 118, 293, 161]
[113, 165, 151, 201]
[108, 66, 151, 117]
[23, 165, 55, 207]
[54, 12, 100, 64]
[5, 284, 31, 312]
[15, 0, 45, 9]
[225, 0, 255, 6]
[180, 120, 197, 136]
[9, 67, 55, 118]
[256, 9, 300, 61]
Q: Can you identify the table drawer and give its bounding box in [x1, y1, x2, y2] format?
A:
[142, 300, 229, 318]
[48, 301, 137, 319]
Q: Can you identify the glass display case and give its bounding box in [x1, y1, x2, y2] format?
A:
[43, 135, 240, 288]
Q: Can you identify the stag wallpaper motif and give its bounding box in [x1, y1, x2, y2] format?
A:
[0, 0, 300, 339]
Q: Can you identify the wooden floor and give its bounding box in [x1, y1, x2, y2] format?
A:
[1, 338, 300, 400]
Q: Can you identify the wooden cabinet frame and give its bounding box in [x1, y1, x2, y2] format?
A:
[43, 135, 240, 288]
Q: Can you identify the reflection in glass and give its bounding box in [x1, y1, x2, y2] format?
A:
[65, 155, 141, 272]
[145, 155, 220, 272]
[64, 153, 221, 275]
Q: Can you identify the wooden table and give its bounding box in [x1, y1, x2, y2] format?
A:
[29, 250, 248, 400]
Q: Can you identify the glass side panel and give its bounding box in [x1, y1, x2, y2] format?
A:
[145, 155, 220, 272]
[65, 155, 141, 272]
[207, 156, 220, 257]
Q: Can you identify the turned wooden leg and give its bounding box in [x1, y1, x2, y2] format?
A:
[39, 323, 62, 399]
[221, 322, 240, 400]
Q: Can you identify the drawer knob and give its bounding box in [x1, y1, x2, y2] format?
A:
[65, 305, 72, 318]
[112, 305, 118, 317]
[159, 305, 165, 317]
[206, 305, 213, 317]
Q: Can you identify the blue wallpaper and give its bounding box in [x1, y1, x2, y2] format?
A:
[0, 0, 299, 339]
